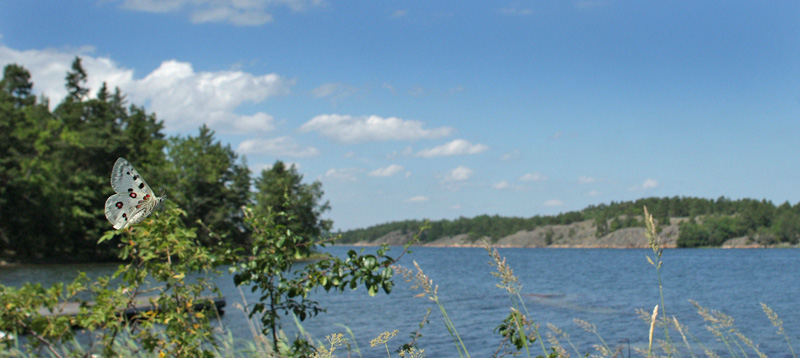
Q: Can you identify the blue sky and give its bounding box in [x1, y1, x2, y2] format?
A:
[2, 1, 800, 230]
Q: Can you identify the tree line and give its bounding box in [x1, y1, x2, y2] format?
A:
[0, 59, 330, 263]
[338, 196, 800, 247]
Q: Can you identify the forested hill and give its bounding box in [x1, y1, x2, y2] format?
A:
[1, 60, 331, 263]
[337, 196, 800, 248]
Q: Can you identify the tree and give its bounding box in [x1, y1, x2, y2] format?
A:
[0, 64, 63, 261]
[165, 125, 251, 245]
[253, 161, 332, 248]
[65, 56, 89, 101]
[677, 219, 709, 247]
[772, 206, 800, 244]
[232, 207, 412, 355]
[593, 213, 609, 238]
[1, 63, 34, 107]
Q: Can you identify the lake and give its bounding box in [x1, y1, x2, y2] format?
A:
[2, 247, 798, 357]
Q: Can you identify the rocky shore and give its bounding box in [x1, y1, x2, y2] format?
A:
[347, 219, 773, 249]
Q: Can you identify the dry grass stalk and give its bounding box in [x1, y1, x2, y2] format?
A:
[761, 303, 796, 358]
[648, 305, 659, 358]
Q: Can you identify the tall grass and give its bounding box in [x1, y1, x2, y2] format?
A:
[4, 206, 797, 357]
[395, 261, 471, 358]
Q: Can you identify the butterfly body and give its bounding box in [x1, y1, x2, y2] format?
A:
[104, 158, 164, 230]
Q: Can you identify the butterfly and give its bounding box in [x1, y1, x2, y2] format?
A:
[104, 158, 165, 230]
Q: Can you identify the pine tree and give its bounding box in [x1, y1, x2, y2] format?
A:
[253, 161, 332, 249]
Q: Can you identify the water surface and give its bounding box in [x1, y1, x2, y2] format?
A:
[2, 247, 798, 357]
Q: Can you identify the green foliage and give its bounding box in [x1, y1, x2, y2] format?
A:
[1, 207, 224, 357]
[0, 59, 167, 262]
[677, 215, 747, 247]
[494, 311, 537, 352]
[772, 205, 800, 244]
[253, 161, 332, 250]
[340, 213, 588, 245]
[165, 125, 251, 246]
[98, 206, 222, 357]
[0, 60, 328, 263]
[232, 205, 412, 357]
[676, 219, 710, 248]
[341, 196, 800, 248]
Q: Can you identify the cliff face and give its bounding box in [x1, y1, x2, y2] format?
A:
[347, 219, 758, 248]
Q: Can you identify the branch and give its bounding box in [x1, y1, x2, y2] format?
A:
[14, 318, 64, 358]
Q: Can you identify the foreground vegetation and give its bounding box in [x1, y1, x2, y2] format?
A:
[2, 207, 795, 357]
[339, 196, 800, 247]
[0, 204, 411, 357]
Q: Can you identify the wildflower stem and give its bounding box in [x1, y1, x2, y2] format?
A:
[435, 299, 470, 358]
[515, 291, 547, 356]
[644, 206, 673, 358]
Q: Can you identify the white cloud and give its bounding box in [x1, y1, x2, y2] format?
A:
[120, 0, 323, 26]
[543, 199, 563, 207]
[493, 180, 526, 191]
[629, 178, 660, 192]
[312, 82, 357, 102]
[391, 9, 408, 17]
[388, 146, 414, 159]
[121, 0, 185, 13]
[191, 7, 273, 26]
[404, 195, 429, 203]
[300, 114, 452, 143]
[0, 45, 132, 108]
[493, 180, 510, 190]
[587, 190, 601, 196]
[642, 178, 659, 189]
[133, 60, 292, 131]
[498, 7, 533, 15]
[444, 166, 473, 182]
[381, 83, 396, 94]
[0, 45, 292, 133]
[250, 161, 301, 175]
[519, 172, 547, 182]
[500, 150, 520, 161]
[232, 112, 276, 132]
[325, 168, 361, 182]
[417, 139, 488, 158]
[236, 137, 320, 158]
[368, 164, 404, 177]
[578, 176, 597, 184]
[408, 86, 424, 96]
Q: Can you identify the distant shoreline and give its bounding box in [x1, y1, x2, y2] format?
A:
[337, 219, 794, 249]
[343, 242, 777, 249]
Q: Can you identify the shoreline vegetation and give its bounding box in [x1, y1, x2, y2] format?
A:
[337, 196, 800, 249]
[340, 219, 784, 249]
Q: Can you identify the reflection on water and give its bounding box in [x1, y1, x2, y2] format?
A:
[2, 247, 798, 357]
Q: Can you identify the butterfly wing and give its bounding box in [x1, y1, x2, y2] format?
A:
[105, 193, 138, 230]
[111, 158, 156, 197]
[105, 158, 162, 230]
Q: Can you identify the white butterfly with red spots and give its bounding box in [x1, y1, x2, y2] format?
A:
[104, 158, 165, 230]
